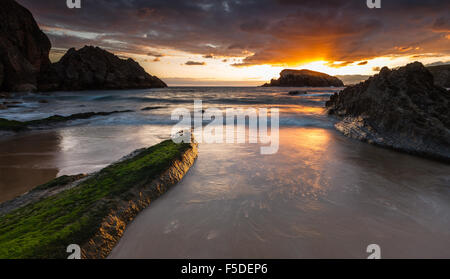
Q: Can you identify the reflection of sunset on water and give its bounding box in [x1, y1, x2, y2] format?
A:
[111, 125, 450, 258]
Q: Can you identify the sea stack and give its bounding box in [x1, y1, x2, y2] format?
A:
[0, 0, 51, 92]
[263, 69, 344, 87]
[0, 0, 167, 93]
[326, 62, 450, 162]
[38, 46, 168, 91]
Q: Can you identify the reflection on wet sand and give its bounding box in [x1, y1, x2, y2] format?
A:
[0, 131, 61, 203]
[0, 125, 173, 203]
[109, 127, 450, 258]
[0, 122, 449, 258]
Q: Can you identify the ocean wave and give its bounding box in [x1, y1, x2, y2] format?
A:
[85, 112, 334, 129]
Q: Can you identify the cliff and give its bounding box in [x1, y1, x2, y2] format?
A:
[0, 0, 167, 93]
[326, 62, 450, 162]
[263, 69, 344, 87]
[0, 0, 51, 92]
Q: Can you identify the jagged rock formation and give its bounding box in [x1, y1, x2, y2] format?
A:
[39, 46, 167, 91]
[263, 69, 344, 87]
[0, 0, 51, 92]
[427, 64, 450, 88]
[0, 0, 167, 93]
[326, 62, 450, 162]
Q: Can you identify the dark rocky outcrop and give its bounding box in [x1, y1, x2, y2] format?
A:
[0, 110, 133, 132]
[326, 62, 450, 162]
[288, 90, 307, 95]
[427, 64, 450, 88]
[263, 69, 344, 87]
[39, 46, 167, 91]
[141, 106, 165, 111]
[0, 0, 167, 93]
[0, 0, 51, 92]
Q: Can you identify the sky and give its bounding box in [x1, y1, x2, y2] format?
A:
[17, 0, 450, 86]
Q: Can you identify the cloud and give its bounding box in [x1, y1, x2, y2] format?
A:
[203, 54, 214, 58]
[147, 51, 164, 58]
[326, 61, 354, 68]
[240, 19, 268, 32]
[16, 0, 450, 67]
[357, 61, 368, 65]
[432, 16, 450, 32]
[185, 61, 206, 65]
[425, 60, 450, 67]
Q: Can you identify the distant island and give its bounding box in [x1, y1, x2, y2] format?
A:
[0, 0, 166, 93]
[262, 69, 344, 87]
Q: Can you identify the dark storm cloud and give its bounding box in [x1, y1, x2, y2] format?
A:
[16, 0, 450, 66]
[432, 16, 450, 32]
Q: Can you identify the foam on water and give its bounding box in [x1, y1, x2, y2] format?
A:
[0, 87, 339, 128]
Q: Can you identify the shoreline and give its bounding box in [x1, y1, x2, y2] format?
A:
[333, 116, 450, 164]
[82, 141, 198, 259]
[0, 139, 198, 259]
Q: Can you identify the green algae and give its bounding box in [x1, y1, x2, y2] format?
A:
[0, 140, 191, 259]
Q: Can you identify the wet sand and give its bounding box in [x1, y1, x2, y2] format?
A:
[1, 126, 449, 258]
[0, 131, 61, 203]
[0, 125, 172, 203]
[109, 128, 450, 258]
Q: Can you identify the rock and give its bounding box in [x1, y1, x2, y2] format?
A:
[0, 92, 11, 99]
[0, 139, 198, 259]
[3, 101, 22, 105]
[0, 63, 3, 89]
[0, 0, 51, 92]
[288, 90, 307, 95]
[326, 62, 450, 162]
[0, 110, 134, 131]
[427, 64, 450, 88]
[263, 69, 344, 87]
[141, 106, 164, 111]
[3, 101, 22, 108]
[39, 46, 167, 91]
[1, 1, 167, 93]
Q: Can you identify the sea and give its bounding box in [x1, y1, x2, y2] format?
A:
[0, 87, 449, 258]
